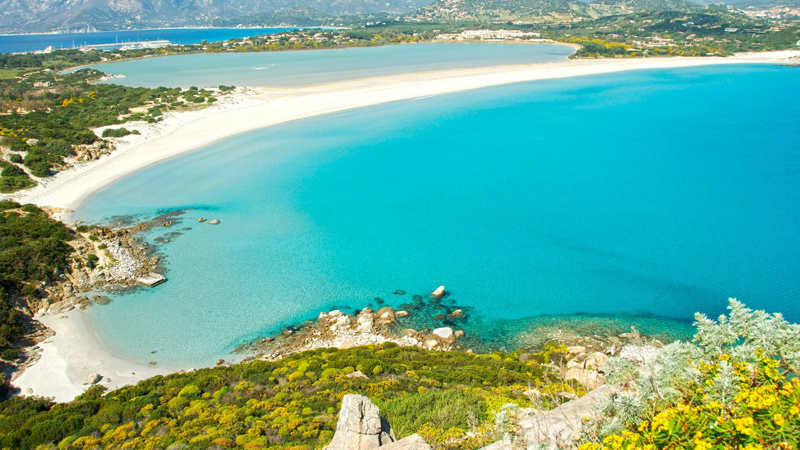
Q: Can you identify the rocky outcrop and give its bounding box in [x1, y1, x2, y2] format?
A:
[324, 395, 432, 450]
[242, 305, 467, 362]
[323, 394, 395, 450]
[479, 385, 615, 450]
[520, 385, 614, 448]
[381, 434, 432, 450]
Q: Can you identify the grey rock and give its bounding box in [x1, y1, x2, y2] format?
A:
[323, 394, 395, 450]
[87, 373, 103, 385]
[432, 327, 453, 340]
[477, 439, 512, 450]
[381, 434, 432, 450]
[520, 385, 615, 449]
[583, 352, 609, 371]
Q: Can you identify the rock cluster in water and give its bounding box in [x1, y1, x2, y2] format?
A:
[241, 304, 467, 362]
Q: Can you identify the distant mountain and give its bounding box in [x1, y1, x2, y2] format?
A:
[0, 0, 427, 34]
[408, 0, 600, 23]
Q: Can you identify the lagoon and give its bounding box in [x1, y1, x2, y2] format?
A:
[0, 28, 300, 54]
[86, 43, 575, 87]
[74, 64, 800, 366]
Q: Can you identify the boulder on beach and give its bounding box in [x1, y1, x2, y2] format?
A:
[87, 373, 103, 385]
[396, 310, 410, 318]
[430, 285, 445, 298]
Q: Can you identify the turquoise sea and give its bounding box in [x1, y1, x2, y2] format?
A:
[0, 28, 300, 54]
[86, 43, 575, 87]
[74, 63, 800, 366]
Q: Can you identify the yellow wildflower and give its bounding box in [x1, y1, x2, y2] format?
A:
[733, 417, 755, 436]
[773, 413, 785, 427]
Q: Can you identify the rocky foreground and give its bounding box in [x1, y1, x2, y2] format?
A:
[323, 385, 620, 450]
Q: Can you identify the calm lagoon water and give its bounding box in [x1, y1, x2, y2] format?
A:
[75, 64, 800, 366]
[85, 43, 575, 87]
[0, 28, 299, 54]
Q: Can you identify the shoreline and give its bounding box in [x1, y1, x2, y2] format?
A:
[12, 309, 177, 402]
[8, 50, 799, 402]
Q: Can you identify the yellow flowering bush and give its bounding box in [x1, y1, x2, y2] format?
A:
[580, 300, 800, 450]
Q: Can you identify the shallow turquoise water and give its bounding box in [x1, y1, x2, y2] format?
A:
[86, 43, 574, 87]
[75, 65, 800, 365]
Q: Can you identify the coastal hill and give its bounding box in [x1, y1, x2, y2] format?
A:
[408, 0, 601, 23]
[406, 0, 698, 23]
[1, 0, 798, 33]
[0, 0, 427, 34]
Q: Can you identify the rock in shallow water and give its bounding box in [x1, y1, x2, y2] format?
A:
[432, 327, 454, 340]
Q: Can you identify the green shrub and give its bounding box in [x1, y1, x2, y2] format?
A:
[0, 349, 18, 361]
[101, 128, 137, 138]
[378, 388, 487, 437]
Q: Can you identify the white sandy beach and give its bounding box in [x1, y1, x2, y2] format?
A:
[13, 310, 176, 402]
[9, 49, 800, 401]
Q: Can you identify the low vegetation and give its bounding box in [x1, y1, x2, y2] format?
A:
[0, 201, 75, 391]
[0, 344, 579, 450]
[0, 59, 222, 191]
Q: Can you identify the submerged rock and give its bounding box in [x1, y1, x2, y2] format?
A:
[91, 295, 111, 305]
[447, 309, 464, 320]
[208, 219, 220, 225]
[430, 285, 445, 298]
[393, 290, 406, 295]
